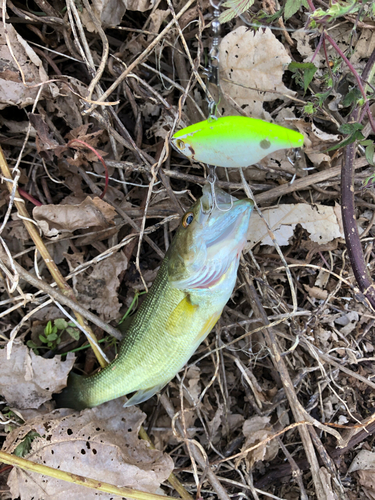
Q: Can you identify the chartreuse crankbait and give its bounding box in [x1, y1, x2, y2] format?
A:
[55, 184, 253, 410]
[171, 116, 304, 168]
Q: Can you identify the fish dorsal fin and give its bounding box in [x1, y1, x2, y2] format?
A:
[123, 382, 167, 407]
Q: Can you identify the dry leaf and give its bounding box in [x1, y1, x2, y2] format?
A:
[29, 114, 60, 162]
[186, 366, 201, 402]
[126, 0, 155, 11]
[320, 467, 339, 500]
[348, 451, 375, 500]
[5, 401, 173, 499]
[357, 470, 375, 500]
[33, 197, 116, 239]
[246, 203, 344, 249]
[148, 9, 170, 34]
[292, 120, 340, 167]
[45, 80, 86, 130]
[335, 311, 359, 335]
[315, 269, 330, 288]
[82, 0, 155, 30]
[349, 450, 375, 473]
[82, 0, 126, 29]
[75, 251, 128, 321]
[207, 404, 225, 439]
[237, 416, 279, 468]
[350, 29, 375, 64]
[219, 27, 294, 119]
[315, 326, 332, 348]
[292, 29, 324, 67]
[0, 23, 57, 110]
[0, 344, 75, 409]
[304, 284, 329, 300]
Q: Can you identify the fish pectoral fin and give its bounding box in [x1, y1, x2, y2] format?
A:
[165, 295, 198, 337]
[193, 311, 222, 344]
[123, 382, 167, 407]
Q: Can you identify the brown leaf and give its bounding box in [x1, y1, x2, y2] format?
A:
[33, 196, 116, 239]
[304, 285, 329, 300]
[0, 344, 75, 409]
[75, 252, 128, 321]
[219, 27, 294, 119]
[126, 0, 154, 11]
[29, 114, 60, 161]
[237, 416, 279, 469]
[357, 470, 375, 500]
[5, 401, 173, 499]
[0, 24, 57, 110]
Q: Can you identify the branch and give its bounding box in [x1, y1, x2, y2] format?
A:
[341, 48, 375, 310]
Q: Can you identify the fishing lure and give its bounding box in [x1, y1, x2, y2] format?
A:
[171, 116, 304, 168]
[55, 184, 253, 409]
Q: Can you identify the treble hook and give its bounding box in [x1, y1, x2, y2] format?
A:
[206, 165, 233, 213]
[209, 0, 223, 8]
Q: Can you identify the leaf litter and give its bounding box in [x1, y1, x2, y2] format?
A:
[1, 1, 375, 500]
[4, 401, 173, 499]
[0, 344, 75, 410]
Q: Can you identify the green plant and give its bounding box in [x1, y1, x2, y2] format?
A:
[27, 318, 80, 352]
[14, 431, 40, 457]
[288, 62, 318, 92]
[118, 291, 147, 325]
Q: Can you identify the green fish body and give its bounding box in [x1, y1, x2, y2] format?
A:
[171, 116, 304, 168]
[55, 184, 253, 410]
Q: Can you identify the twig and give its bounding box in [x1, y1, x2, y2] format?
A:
[3, 259, 122, 341]
[0, 147, 109, 365]
[66, 139, 109, 199]
[277, 438, 308, 500]
[85, 0, 196, 114]
[160, 393, 231, 500]
[81, 0, 109, 101]
[340, 47, 375, 310]
[0, 450, 175, 500]
[239, 266, 328, 500]
[138, 428, 194, 500]
[165, 156, 369, 204]
[255, 156, 368, 205]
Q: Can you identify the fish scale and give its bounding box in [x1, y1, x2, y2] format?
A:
[55, 185, 253, 410]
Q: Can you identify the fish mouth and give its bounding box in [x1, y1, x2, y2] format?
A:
[169, 185, 253, 291]
[206, 200, 252, 248]
[192, 208, 251, 289]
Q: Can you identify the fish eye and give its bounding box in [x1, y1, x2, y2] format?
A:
[176, 139, 185, 149]
[182, 212, 194, 228]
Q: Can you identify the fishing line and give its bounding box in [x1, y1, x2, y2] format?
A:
[204, 0, 223, 207]
[206, 0, 222, 119]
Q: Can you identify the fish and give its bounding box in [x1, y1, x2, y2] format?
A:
[55, 184, 253, 410]
[171, 116, 304, 168]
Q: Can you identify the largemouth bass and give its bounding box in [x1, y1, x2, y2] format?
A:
[171, 116, 304, 168]
[55, 184, 253, 409]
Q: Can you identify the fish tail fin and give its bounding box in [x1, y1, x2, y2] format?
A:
[54, 372, 89, 410]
